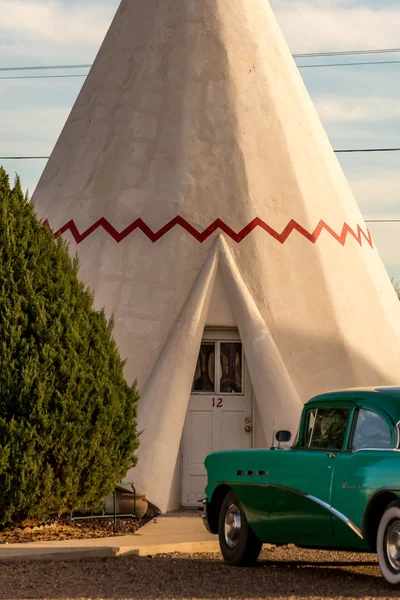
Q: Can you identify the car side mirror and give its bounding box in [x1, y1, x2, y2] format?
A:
[276, 430, 291, 444]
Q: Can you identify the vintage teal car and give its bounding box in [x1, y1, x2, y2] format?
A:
[202, 387, 400, 586]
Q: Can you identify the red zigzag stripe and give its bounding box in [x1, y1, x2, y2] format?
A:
[44, 216, 373, 248]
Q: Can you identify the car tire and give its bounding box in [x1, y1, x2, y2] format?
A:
[377, 501, 400, 586]
[218, 489, 263, 566]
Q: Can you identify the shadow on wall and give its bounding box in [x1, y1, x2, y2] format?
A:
[167, 325, 399, 509]
[275, 327, 400, 404]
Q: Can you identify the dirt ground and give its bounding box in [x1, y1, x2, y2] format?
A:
[0, 516, 151, 545]
[0, 546, 399, 600]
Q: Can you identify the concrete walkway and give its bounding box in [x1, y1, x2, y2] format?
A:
[0, 513, 220, 562]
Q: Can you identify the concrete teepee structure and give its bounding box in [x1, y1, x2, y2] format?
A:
[33, 0, 400, 512]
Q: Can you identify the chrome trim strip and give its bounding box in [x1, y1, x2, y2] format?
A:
[351, 448, 399, 453]
[306, 494, 363, 539]
[215, 481, 363, 539]
[215, 481, 266, 488]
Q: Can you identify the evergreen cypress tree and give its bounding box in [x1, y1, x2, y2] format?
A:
[0, 168, 139, 524]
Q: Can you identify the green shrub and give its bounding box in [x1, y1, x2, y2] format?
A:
[0, 168, 139, 525]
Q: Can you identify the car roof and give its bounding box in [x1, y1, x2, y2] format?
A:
[306, 386, 400, 423]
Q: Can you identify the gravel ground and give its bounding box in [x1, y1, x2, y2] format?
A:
[0, 517, 151, 545]
[0, 546, 398, 600]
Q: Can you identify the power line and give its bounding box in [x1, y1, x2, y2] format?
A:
[0, 64, 91, 72]
[293, 47, 400, 58]
[0, 74, 87, 80]
[1, 159, 399, 224]
[0, 74, 86, 81]
[3, 59, 400, 81]
[1, 47, 400, 74]
[3, 148, 400, 160]
[299, 60, 400, 69]
[335, 148, 400, 153]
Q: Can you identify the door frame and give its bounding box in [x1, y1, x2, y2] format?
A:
[189, 327, 254, 445]
[180, 327, 255, 506]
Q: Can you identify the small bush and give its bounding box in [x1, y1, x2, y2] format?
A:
[0, 168, 139, 525]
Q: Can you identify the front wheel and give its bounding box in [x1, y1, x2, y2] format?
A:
[218, 490, 262, 566]
[377, 502, 400, 586]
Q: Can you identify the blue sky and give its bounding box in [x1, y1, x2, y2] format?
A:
[1, 0, 400, 279]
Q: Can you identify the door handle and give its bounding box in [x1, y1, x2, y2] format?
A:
[326, 452, 336, 459]
[244, 425, 252, 433]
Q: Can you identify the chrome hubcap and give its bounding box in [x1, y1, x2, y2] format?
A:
[386, 521, 400, 571]
[224, 503, 241, 549]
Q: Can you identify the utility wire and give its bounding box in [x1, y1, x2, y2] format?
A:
[0, 74, 87, 80]
[6, 48, 400, 69]
[335, 148, 400, 153]
[3, 59, 400, 81]
[1, 160, 399, 224]
[293, 48, 400, 58]
[3, 148, 400, 160]
[299, 60, 400, 69]
[0, 64, 91, 72]
[2, 47, 400, 74]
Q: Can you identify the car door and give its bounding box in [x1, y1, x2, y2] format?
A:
[331, 405, 397, 540]
[268, 404, 350, 541]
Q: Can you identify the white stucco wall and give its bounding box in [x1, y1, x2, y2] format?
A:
[33, 0, 400, 512]
[206, 271, 236, 328]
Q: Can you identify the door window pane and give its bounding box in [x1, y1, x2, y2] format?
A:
[352, 409, 392, 450]
[220, 343, 243, 393]
[192, 343, 215, 392]
[309, 408, 349, 450]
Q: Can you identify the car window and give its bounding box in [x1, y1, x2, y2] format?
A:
[352, 409, 392, 450]
[305, 407, 349, 450]
[304, 409, 316, 446]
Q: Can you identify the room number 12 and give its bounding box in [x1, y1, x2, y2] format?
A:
[212, 398, 223, 408]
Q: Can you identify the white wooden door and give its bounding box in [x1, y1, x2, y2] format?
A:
[182, 332, 253, 506]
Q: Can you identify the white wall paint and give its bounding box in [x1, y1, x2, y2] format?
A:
[206, 271, 236, 328]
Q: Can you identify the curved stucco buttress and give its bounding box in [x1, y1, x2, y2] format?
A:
[132, 236, 303, 511]
[217, 237, 303, 442]
[131, 240, 219, 512]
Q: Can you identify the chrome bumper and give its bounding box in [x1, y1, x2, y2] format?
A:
[200, 498, 212, 533]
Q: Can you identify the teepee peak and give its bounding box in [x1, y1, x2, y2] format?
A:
[35, 0, 357, 237]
